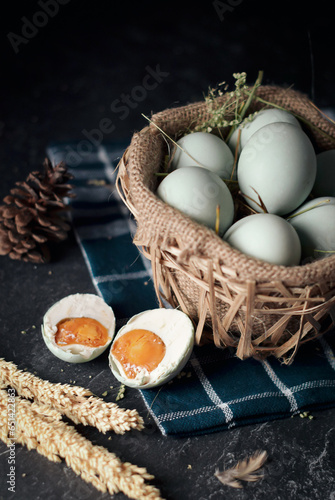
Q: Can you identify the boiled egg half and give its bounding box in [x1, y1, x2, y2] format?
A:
[109, 308, 195, 389]
[42, 293, 115, 363]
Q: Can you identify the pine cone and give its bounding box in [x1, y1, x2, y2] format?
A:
[0, 158, 74, 263]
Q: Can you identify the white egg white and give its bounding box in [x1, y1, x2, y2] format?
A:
[42, 293, 116, 363]
[109, 308, 195, 389]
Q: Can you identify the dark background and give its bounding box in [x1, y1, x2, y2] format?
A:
[0, 1, 335, 499]
[1, 0, 334, 192]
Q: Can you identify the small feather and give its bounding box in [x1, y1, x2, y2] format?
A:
[215, 450, 268, 489]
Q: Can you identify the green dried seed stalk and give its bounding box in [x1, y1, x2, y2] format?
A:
[193, 70, 264, 140]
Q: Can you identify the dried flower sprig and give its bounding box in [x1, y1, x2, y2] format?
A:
[193, 70, 264, 139]
[215, 450, 268, 489]
[0, 388, 162, 500]
[0, 358, 143, 434]
[193, 73, 247, 134]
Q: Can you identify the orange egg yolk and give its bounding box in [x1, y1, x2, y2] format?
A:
[55, 317, 109, 348]
[111, 329, 166, 379]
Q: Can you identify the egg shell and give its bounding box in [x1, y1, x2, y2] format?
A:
[223, 213, 301, 266]
[109, 308, 195, 389]
[42, 293, 116, 363]
[228, 108, 301, 156]
[288, 196, 335, 260]
[237, 122, 317, 215]
[171, 131, 235, 180]
[157, 166, 234, 235]
[312, 150, 335, 197]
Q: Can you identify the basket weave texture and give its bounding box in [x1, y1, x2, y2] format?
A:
[117, 85, 335, 363]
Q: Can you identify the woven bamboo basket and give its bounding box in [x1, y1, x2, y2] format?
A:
[116, 84, 335, 363]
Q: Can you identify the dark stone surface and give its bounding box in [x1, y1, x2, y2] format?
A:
[0, 1, 335, 499]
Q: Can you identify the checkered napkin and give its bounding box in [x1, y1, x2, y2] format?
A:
[47, 141, 335, 437]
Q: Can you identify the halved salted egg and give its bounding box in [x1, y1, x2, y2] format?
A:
[42, 293, 115, 363]
[109, 308, 195, 389]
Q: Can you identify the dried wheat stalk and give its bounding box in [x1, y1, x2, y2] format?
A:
[0, 358, 143, 434]
[0, 387, 163, 500]
[215, 450, 268, 489]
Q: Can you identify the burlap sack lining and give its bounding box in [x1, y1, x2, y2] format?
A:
[117, 85, 335, 362]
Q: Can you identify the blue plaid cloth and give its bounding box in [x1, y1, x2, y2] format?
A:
[47, 141, 335, 437]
